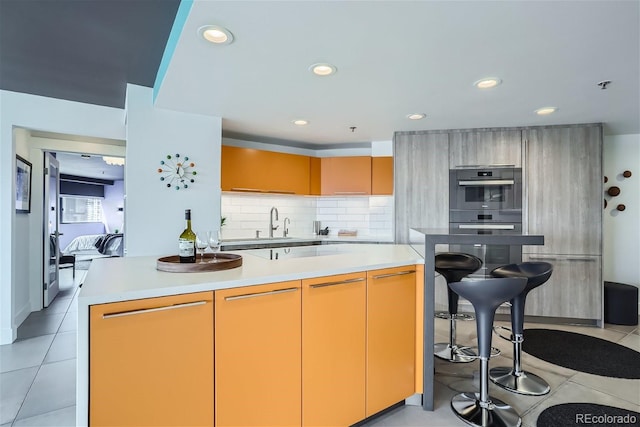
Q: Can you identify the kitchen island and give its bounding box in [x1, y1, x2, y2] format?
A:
[77, 244, 424, 426]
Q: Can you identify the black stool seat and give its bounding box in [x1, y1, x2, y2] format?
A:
[449, 277, 528, 427]
[604, 281, 639, 326]
[491, 262, 553, 292]
[489, 261, 553, 396]
[434, 253, 482, 363]
[435, 252, 484, 284]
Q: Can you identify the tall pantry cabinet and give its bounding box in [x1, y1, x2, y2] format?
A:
[393, 131, 450, 244]
[394, 124, 604, 322]
[523, 124, 603, 320]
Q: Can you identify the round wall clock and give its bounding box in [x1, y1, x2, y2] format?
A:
[157, 154, 197, 190]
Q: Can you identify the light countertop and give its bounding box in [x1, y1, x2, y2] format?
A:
[78, 243, 421, 306]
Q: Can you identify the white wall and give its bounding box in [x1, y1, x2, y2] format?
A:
[125, 85, 222, 256]
[12, 129, 33, 331]
[0, 90, 125, 344]
[603, 134, 640, 289]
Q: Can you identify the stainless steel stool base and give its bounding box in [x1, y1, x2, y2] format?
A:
[451, 392, 522, 427]
[435, 311, 476, 321]
[434, 343, 477, 363]
[489, 367, 550, 396]
[464, 346, 502, 359]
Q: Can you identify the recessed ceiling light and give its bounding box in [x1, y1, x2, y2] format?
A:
[535, 107, 558, 115]
[474, 78, 502, 89]
[199, 25, 234, 44]
[292, 119, 309, 126]
[407, 113, 426, 120]
[309, 63, 337, 76]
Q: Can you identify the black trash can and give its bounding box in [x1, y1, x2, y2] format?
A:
[604, 281, 639, 325]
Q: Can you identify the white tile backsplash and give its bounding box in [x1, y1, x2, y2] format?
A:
[221, 194, 393, 239]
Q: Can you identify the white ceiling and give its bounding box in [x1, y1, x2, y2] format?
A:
[155, 0, 640, 146]
[55, 152, 124, 181]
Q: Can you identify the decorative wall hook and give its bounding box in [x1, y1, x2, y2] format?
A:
[607, 186, 621, 197]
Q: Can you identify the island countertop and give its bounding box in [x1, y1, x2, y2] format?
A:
[78, 243, 423, 306]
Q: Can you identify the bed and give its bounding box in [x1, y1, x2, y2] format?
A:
[62, 233, 124, 261]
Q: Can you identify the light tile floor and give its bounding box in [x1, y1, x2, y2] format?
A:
[1, 269, 83, 427]
[364, 315, 640, 427]
[1, 269, 638, 427]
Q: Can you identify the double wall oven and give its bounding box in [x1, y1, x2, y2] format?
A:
[449, 167, 523, 276]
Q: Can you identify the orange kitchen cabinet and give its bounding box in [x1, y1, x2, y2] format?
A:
[215, 281, 302, 427]
[371, 156, 394, 195]
[366, 266, 417, 416]
[320, 156, 372, 195]
[89, 291, 214, 427]
[302, 272, 367, 426]
[221, 145, 311, 194]
[414, 264, 425, 394]
[309, 156, 322, 195]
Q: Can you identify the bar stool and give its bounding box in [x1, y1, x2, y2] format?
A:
[489, 262, 553, 396]
[434, 253, 483, 363]
[449, 277, 527, 427]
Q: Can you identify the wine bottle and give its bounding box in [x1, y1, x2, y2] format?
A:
[178, 209, 196, 263]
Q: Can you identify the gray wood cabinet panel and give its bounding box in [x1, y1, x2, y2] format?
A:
[393, 132, 449, 243]
[522, 254, 602, 319]
[523, 124, 602, 321]
[449, 129, 522, 168]
[524, 125, 603, 255]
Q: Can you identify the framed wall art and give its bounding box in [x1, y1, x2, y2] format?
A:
[16, 155, 32, 213]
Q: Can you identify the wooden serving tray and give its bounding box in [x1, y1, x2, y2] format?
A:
[157, 253, 242, 273]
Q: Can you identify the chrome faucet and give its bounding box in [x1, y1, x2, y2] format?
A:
[269, 207, 279, 238]
[283, 217, 290, 237]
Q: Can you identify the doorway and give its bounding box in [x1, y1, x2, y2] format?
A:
[41, 151, 126, 308]
[25, 132, 126, 314]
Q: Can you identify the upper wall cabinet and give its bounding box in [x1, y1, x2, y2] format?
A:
[371, 157, 394, 195]
[449, 129, 522, 168]
[321, 156, 372, 196]
[221, 146, 311, 195]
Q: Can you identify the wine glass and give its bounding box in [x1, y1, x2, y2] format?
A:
[208, 230, 221, 262]
[195, 232, 208, 263]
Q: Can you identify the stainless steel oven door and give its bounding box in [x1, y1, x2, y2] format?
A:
[450, 168, 522, 210]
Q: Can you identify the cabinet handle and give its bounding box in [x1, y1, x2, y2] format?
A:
[372, 270, 416, 279]
[333, 191, 367, 195]
[527, 256, 596, 262]
[224, 287, 299, 301]
[458, 179, 515, 186]
[230, 187, 264, 193]
[266, 190, 295, 195]
[458, 224, 515, 230]
[102, 301, 207, 319]
[310, 277, 366, 289]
